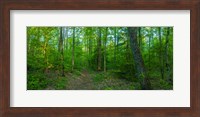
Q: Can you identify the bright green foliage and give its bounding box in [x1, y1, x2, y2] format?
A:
[54, 77, 68, 90]
[27, 72, 47, 90]
[27, 27, 173, 90]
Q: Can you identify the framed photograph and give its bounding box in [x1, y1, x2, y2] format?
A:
[0, 0, 200, 117]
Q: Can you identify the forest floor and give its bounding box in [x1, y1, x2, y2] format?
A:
[65, 69, 94, 90]
[44, 69, 137, 90]
[28, 68, 172, 90]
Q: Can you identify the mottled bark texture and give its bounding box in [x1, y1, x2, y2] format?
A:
[72, 27, 75, 72]
[128, 27, 151, 90]
[97, 28, 102, 71]
[59, 27, 64, 76]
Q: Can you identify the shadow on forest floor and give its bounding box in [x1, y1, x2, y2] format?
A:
[65, 69, 137, 90]
[28, 69, 172, 90]
[65, 69, 94, 90]
[42, 69, 138, 90]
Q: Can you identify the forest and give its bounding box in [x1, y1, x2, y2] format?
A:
[27, 27, 173, 90]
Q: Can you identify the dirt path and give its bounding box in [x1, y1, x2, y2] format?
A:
[66, 69, 94, 90]
[44, 69, 137, 90]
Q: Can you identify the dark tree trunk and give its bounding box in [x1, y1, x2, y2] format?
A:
[148, 30, 151, 73]
[114, 27, 117, 63]
[158, 27, 164, 79]
[128, 27, 151, 90]
[65, 27, 68, 50]
[126, 31, 130, 60]
[89, 28, 92, 67]
[104, 27, 108, 72]
[138, 27, 141, 49]
[59, 27, 64, 76]
[97, 28, 102, 71]
[165, 27, 171, 82]
[72, 27, 75, 72]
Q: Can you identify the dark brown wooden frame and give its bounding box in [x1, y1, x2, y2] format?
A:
[0, 0, 200, 117]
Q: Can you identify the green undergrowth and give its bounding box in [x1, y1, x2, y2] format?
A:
[27, 71, 68, 90]
[27, 72, 48, 90]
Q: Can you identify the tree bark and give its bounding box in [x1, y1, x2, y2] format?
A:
[59, 27, 64, 76]
[138, 27, 141, 49]
[65, 27, 68, 50]
[97, 28, 102, 71]
[114, 27, 117, 63]
[128, 27, 151, 90]
[148, 29, 151, 72]
[165, 27, 171, 82]
[104, 27, 108, 72]
[158, 27, 164, 79]
[43, 29, 49, 72]
[72, 27, 75, 72]
[89, 28, 92, 67]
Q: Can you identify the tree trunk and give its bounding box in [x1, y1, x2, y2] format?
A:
[148, 29, 151, 73]
[114, 27, 117, 63]
[97, 28, 102, 71]
[158, 27, 164, 79]
[128, 27, 151, 90]
[44, 41, 47, 71]
[35, 28, 40, 56]
[126, 31, 130, 60]
[43, 30, 48, 73]
[116, 28, 119, 59]
[138, 27, 141, 49]
[89, 29, 92, 67]
[72, 27, 75, 72]
[104, 27, 108, 72]
[165, 27, 171, 82]
[65, 27, 68, 50]
[59, 27, 64, 76]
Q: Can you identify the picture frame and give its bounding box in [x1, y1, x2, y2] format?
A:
[0, 0, 199, 117]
